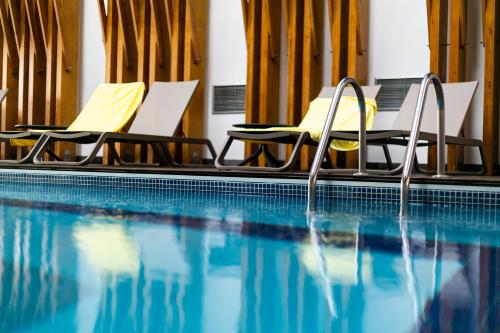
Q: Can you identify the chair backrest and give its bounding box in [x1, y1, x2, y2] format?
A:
[67, 82, 145, 132]
[318, 85, 382, 99]
[0, 89, 8, 104]
[390, 81, 478, 136]
[128, 80, 199, 136]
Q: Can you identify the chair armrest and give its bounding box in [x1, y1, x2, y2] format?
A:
[233, 123, 295, 129]
[14, 124, 68, 130]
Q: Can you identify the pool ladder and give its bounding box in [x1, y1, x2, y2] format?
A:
[307, 73, 446, 217]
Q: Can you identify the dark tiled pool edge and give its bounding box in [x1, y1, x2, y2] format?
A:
[1, 170, 500, 208]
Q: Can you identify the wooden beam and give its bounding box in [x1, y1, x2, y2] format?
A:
[45, 0, 57, 126]
[53, 0, 73, 70]
[243, 0, 261, 159]
[25, 0, 46, 67]
[169, 0, 185, 81]
[329, 0, 348, 85]
[104, 0, 118, 83]
[263, 0, 278, 60]
[128, 0, 140, 44]
[187, 0, 201, 64]
[97, 0, 107, 42]
[300, 0, 323, 170]
[482, 0, 500, 175]
[150, 0, 169, 66]
[344, 0, 368, 168]
[181, 0, 207, 163]
[426, 0, 448, 171]
[448, 0, 467, 171]
[163, 0, 173, 40]
[1, 32, 19, 159]
[116, 0, 137, 69]
[241, 0, 248, 43]
[35, 0, 48, 49]
[284, 0, 303, 128]
[0, 0, 19, 69]
[55, 0, 81, 159]
[7, 0, 21, 53]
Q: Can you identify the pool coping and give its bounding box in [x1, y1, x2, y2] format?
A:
[1, 167, 499, 193]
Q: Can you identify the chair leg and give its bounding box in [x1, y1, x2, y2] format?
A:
[382, 144, 394, 170]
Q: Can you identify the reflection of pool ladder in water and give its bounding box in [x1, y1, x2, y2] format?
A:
[307, 73, 447, 217]
[307, 77, 368, 212]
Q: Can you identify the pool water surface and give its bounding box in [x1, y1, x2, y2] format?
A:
[0, 182, 497, 332]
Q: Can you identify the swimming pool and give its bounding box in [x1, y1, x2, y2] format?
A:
[0, 171, 497, 332]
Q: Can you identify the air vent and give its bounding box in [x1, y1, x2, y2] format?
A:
[375, 78, 422, 111]
[213, 85, 246, 114]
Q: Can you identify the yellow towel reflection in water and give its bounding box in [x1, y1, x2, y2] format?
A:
[74, 224, 140, 276]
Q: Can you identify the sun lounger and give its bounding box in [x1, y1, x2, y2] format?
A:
[325, 81, 481, 174]
[0, 82, 145, 163]
[31, 80, 216, 166]
[215, 85, 381, 171]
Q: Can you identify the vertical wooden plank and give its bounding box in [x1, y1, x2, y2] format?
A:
[243, 0, 262, 159]
[482, 0, 500, 175]
[427, 0, 448, 170]
[0, 1, 19, 69]
[328, 0, 349, 167]
[181, 0, 207, 163]
[0, 1, 19, 158]
[329, 0, 348, 85]
[344, 0, 368, 168]
[105, 0, 119, 83]
[135, 0, 151, 163]
[17, 1, 30, 159]
[285, 0, 304, 128]
[299, 0, 323, 170]
[170, 0, 185, 82]
[448, 0, 467, 171]
[257, 0, 281, 165]
[44, 0, 57, 126]
[1, 34, 19, 159]
[27, 0, 46, 127]
[54, 0, 80, 159]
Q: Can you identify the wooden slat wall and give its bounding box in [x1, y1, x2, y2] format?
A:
[241, 0, 281, 166]
[426, 0, 448, 171]
[0, 0, 80, 159]
[327, 0, 367, 168]
[99, 0, 207, 164]
[283, 0, 323, 170]
[448, 0, 467, 171]
[482, 0, 500, 175]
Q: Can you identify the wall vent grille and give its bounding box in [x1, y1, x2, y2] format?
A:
[213, 85, 246, 114]
[375, 78, 422, 111]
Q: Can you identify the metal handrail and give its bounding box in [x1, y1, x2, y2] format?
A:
[307, 77, 367, 212]
[400, 73, 446, 217]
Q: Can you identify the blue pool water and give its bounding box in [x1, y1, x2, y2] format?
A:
[0, 181, 497, 332]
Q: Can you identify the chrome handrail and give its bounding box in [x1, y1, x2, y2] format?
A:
[400, 73, 446, 217]
[307, 77, 367, 212]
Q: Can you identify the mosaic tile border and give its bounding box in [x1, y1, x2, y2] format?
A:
[1, 170, 500, 208]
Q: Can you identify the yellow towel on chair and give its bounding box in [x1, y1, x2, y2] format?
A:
[248, 96, 378, 151]
[11, 82, 146, 147]
[298, 96, 378, 151]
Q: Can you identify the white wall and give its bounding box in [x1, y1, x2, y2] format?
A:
[79, 0, 106, 156]
[79, 0, 106, 111]
[205, 0, 247, 159]
[78, 0, 486, 165]
[366, 0, 430, 163]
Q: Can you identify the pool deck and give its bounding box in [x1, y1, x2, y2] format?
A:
[1, 164, 499, 187]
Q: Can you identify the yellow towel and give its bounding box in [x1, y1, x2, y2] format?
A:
[298, 96, 378, 151]
[241, 96, 377, 151]
[11, 82, 146, 147]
